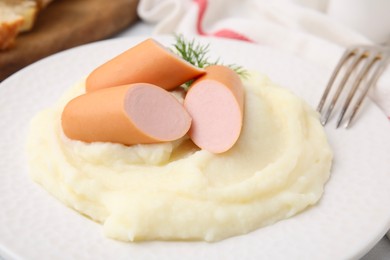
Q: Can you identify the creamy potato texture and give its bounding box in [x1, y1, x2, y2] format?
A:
[27, 74, 332, 242]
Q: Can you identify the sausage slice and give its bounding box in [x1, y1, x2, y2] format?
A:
[86, 39, 205, 92]
[184, 65, 244, 153]
[62, 83, 192, 145]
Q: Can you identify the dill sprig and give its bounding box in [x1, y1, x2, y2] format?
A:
[172, 35, 211, 69]
[171, 34, 248, 89]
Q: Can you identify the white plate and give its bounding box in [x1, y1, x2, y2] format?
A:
[1, 36, 390, 260]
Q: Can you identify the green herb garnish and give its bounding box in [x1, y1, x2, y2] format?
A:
[171, 34, 248, 89]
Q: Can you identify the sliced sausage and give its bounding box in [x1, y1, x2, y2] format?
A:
[86, 38, 205, 92]
[184, 65, 244, 153]
[62, 83, 192, 145]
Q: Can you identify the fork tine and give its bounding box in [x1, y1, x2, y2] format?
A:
[344, 55, 390, 128]
[335, 51, 379, 128]
[317, 50, 354, 113]
[320, 49, 365, 125]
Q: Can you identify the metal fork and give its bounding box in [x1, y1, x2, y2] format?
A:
[317, 42, 390, 128]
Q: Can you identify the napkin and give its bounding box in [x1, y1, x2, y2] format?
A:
[138, 0, 390, 119]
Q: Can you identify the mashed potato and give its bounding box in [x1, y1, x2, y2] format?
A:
[26, 73, 332, 242]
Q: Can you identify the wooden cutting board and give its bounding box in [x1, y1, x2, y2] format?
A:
[0, 0, 139, 81]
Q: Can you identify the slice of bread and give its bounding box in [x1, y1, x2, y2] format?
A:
[0, 8, 24, 50]
[0, 0, 53, 50]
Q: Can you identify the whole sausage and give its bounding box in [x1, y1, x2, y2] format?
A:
[86, 38, 205, 92]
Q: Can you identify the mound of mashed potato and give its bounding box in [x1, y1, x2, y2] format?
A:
[26, 73, 332, 242]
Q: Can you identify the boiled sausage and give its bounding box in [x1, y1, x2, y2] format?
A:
[86, 39, 205, 92]
[62, 83, 192, 145]
[184, 65, 244, 153]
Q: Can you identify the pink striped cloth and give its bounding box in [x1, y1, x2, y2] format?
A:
[138, 0, 390, 119]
